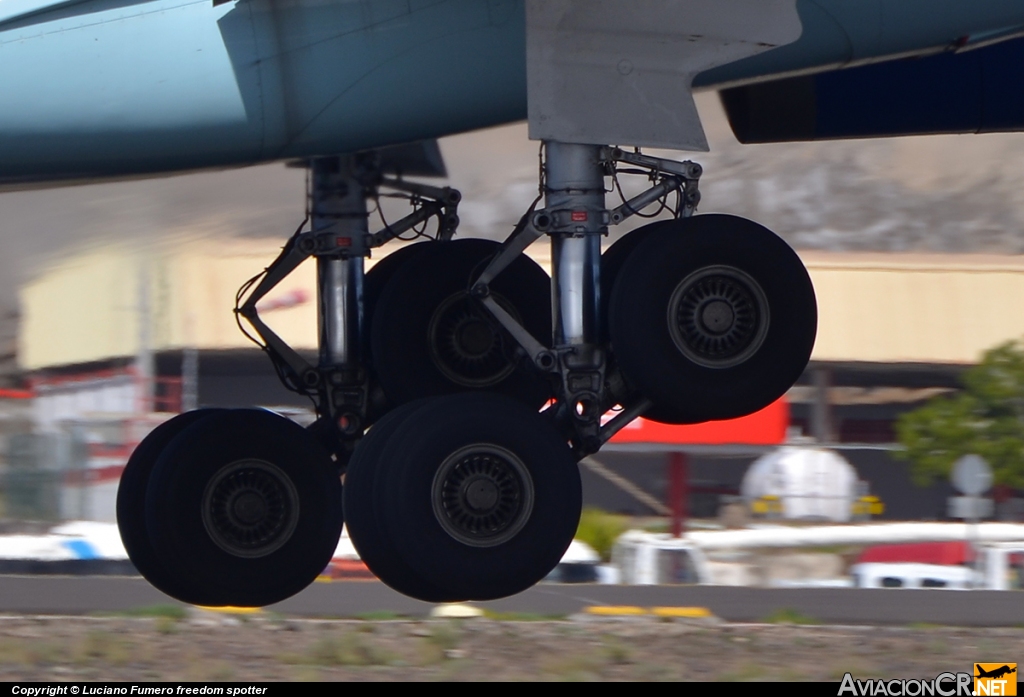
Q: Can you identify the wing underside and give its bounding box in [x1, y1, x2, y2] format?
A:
[526, 0, 803, 151]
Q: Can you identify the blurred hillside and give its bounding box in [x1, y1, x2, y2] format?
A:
[443, 93, 1024, 253]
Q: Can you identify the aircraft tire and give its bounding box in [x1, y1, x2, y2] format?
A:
[364, 241, 431, 337]
[370, 239, 552, 409]
[145, 409, 343, 607]
[343, 399, 458, 602]
[609, 214, 816, 424]
[117, 409, 225, 605]
[375, 392, 581, 601]
[600, 223, 665, 405]
[600, 223, 661, 340]
[361, 241, 434, 424]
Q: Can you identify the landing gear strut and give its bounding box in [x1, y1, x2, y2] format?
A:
[469, 142, 707, 455]
[234, 153, 462, 462]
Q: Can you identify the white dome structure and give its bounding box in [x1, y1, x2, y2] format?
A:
[742, 447, 858, 522]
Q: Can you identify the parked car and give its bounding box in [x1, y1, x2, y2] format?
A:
[850, 562, 977, 589]
[544, 540, 602, 583]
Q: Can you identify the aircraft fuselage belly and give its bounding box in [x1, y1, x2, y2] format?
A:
[0, 0, 1022, 183]
[0, 0, 528, 182]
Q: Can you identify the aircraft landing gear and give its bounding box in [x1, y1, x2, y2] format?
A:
[467, 143, 815, 437]
[118, 138, 817, 607]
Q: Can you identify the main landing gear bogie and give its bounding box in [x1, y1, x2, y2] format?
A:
[119, 140, 818, 607]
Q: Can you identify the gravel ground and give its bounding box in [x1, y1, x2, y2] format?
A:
[0, 610, 1012, 682]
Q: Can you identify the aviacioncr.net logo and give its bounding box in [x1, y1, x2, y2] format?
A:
[838, 672, 973, 696]
[974, 664, 1017, 696]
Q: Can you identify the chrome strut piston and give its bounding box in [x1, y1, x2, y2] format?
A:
[546, 142, 605, 347]
[311, 157, 367, 369]
[544, 142, 607, 448]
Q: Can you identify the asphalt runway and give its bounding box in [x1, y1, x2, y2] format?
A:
[0, 575, 1021, 626]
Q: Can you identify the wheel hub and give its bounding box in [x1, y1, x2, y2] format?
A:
[428, 293, 520, 387]
[668, 265, 769, 369]
[431, 444, 534, 548]
[202, 459, 300, 558]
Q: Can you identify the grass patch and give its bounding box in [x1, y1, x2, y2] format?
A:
[113, 604, 189, 620]
[540, 652, 602, 681]
[154, 616, 179, 635]
[74, 630, 132, 666]
[423, 623, 461, 652]
[0, 638, 63, 666]
[352, 610, 405, 621]
[762, 608, 820, 625]
[721, 663, 768, 682]
[290, 632, 396, 667]
[600, 636, 633, 665]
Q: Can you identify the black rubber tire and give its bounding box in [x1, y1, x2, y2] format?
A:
[600, 223, 665, 405]
[342, 399, 455, 603]
[117, 409, 223, 605]
[364, 242, 431, 335]
[363, 242, 432, 424]
[370, 238, 552, 408]
[376, 392, 581, 601]
[600, 223, 661, 340]
[145, 409, 343, 607]
[609, 214, 816, 424]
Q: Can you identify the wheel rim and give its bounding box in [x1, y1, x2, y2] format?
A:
[667, 265, 770, 369]
[427, 293, 520, 387]
[431, 444, 535, 548]
[201, 459, 300, 558]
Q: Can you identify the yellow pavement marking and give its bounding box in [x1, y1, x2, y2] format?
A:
[194, 605, 262, 614]
[585, 606, 648, 616]
[651, 606, 713, 618]
[585, 605, 714, 618]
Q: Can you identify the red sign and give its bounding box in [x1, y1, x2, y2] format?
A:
[608, 397, 788, 445]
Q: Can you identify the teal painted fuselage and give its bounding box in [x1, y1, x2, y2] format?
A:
[1, 0, 1023, 184]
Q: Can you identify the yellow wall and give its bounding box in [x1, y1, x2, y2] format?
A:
[805, 253, 1024, 364]
[20, 247, 141, 370]
[20, 238, 319, 370]
[21, 241, 1024, 371]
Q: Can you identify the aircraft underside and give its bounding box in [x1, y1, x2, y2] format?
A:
[3, 0, 1024, 603]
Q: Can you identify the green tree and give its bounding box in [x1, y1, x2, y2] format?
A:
[575, 507, 628, 562]
[896, 340, 1024, 488]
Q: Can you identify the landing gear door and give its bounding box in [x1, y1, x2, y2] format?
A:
[525, 0, 803, 151]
